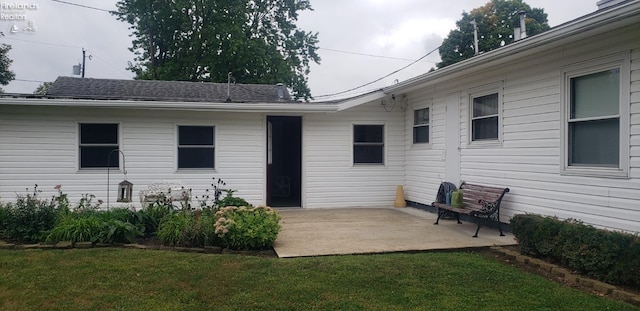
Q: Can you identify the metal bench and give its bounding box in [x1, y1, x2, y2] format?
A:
[432, 182, 509, 237]
[139, 180, 192, 209]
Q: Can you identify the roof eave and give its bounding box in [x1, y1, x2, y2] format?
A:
[383, 0, 640, 94]
[0, 98, 339, 113]
[335, 90, 387, 111]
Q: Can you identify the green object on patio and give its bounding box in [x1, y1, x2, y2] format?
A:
[452, 190, 464, 208]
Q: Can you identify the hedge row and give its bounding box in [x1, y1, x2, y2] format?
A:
[510, 214, 640, 289]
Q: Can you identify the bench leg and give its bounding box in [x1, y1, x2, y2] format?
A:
[434, 208, 442, 225]
[472, 222, 481, 238]
[497, 215, 505, 236]
[455, 213, 462, 224]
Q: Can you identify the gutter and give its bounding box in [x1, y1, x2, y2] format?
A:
[383, 0, 640, 94]
[0, 97, 339, 113]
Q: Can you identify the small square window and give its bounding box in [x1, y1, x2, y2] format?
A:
[471, 93, 499, 141]
[353, 125, 384, 164]
[178, 125, 215, 169]
[413, 108, 429, 144]
[79, 123, 119, 169]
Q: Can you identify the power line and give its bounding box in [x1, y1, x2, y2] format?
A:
[319, 47, 435, 63]
[85, 50, 132, 79]
[14, 78, 47, 83]
[51, 0, 116, 13]
[1, 36, 83, 49]
[313, 45, 441, 99]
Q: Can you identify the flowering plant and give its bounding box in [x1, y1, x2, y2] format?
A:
[214, 205, 281, 250]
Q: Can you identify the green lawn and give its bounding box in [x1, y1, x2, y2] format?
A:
[0, 249, 635, 310]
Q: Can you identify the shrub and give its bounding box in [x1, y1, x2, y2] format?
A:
[511, 214, 640, 289]
[135, 201, 176, 235]
[100, 218, 144, 244]
[196, 209, 224, 247]
[46, 214, 105, 244]
[3, 185, 63, 243]
[214, 206, 281, 250]
[217, 190, 252, 208]
[0, 203, 8, 239]
[156, 212, 197, 247]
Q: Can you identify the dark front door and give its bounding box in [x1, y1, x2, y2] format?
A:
[267, 116, 302, 207]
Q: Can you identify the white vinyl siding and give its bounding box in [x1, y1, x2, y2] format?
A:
[403, 24, 639, 233]
[304, 102, 404, 208]
[0, 107, 264, 207]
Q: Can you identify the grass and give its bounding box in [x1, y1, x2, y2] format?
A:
[0, 249, 636, 310]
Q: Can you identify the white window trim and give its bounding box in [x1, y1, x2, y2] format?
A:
[175, 124, 217, 171]
[77, 122, 122, 171]
[560, 52, 630, 178]
[351, 122, 386, 166]
[412, 104, 432, 146]
[467, 82, 503, 146]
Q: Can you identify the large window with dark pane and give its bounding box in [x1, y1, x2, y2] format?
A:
[178, 125, 215, 169]
[353, 125, 384, 164]
[79, 123, 119, 169]
[568, 68, 620, 167]
[471, 93, 499, 141]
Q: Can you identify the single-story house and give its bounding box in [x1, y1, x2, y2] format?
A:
[1, 0, 638, 233]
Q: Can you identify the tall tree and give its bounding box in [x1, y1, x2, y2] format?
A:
[113, 0, 320, 100]
[0, 43, 16, 92]
[437, 0, 549, 69]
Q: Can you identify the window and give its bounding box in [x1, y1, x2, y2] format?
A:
[79, 123, 119, 169]
[562, 53, 630, 177]
[353, 124, 384, 164]
[413, 108, 429, 144]
[178, 125, 215, 169]
[471, 93, 499, 141]
[568, 69, 620, 167]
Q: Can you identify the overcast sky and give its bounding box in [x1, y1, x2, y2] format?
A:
[1, 0, 598, 100]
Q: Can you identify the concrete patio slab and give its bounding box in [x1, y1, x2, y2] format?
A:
[273, 207, 517, 258]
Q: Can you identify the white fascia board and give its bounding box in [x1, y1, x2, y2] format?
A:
[383, 0, 640, 94]
[335, 91, 386, 111]
[0, 98, 339, 113]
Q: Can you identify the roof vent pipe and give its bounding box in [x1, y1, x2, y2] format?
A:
[518, 10, 527, 39]
[470, 20, 479, 55]
[276, 83, 284, 100]
[226, 72, 232, 102]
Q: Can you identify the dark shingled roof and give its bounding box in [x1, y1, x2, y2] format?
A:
[46, 76, 294, 103]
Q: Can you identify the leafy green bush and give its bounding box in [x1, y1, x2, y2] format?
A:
[3, 186, 64, 243]
[0, 203, 8, 239]
[217, 192, 252, 208]
[214, 206, 281, 250]
[47, 214, 105, 244]
[196, 210, 224, 247]
[100, 219, 144, 244]
[156, 212, 197, 247]
[511, 214, 640, 289]
[135, 201, 176, 235]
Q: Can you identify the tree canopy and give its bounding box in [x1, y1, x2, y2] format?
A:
[33, 82, 52, 95]
[0, 43, 16, 92]
[437, 0, 549, 69]
[113, 0, 320, 100]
